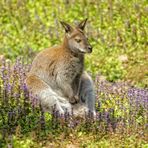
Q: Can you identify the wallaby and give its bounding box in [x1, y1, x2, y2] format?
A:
[26, 18, 96, 117]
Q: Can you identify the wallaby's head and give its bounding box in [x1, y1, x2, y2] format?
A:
[60, 18, 92, 54]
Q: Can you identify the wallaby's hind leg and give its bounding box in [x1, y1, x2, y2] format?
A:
[26, 75, 72, 114]
[79, 71, 96, 116]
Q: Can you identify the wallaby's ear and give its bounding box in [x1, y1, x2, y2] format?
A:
[60, 21, 73, 33]
[77, 18, 88, 30]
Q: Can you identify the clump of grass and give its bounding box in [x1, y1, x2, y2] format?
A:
[0, 58, 147, 147]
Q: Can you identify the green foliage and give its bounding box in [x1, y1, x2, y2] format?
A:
[13, 136, 34, 148]
[100, 57, 126, 81]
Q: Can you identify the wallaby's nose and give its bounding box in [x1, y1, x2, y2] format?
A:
[88, 45, 92, 53]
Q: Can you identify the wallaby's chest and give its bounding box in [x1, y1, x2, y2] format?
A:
[56, 56, 84, 80]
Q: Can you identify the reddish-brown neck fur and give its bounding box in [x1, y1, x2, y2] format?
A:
[62, 35, 69, 51]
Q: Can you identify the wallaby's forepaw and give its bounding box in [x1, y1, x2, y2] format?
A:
[69, 95, 79, 104]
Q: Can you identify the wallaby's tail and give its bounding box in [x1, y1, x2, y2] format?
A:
[25, 75, 72, 114]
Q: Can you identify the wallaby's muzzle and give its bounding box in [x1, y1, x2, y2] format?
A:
[87, 45, 93, 53]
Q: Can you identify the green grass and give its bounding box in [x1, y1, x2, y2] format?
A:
[9, 130, 147, 148]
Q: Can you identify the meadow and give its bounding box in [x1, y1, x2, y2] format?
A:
[0, 0, 147, 147]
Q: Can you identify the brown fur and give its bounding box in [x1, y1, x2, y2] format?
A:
[26, 19, 95, 116]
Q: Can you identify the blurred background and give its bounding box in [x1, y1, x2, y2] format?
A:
[0, 0, 147, 87]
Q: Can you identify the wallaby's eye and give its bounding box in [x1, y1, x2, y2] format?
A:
[75, 38, 81, 43]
